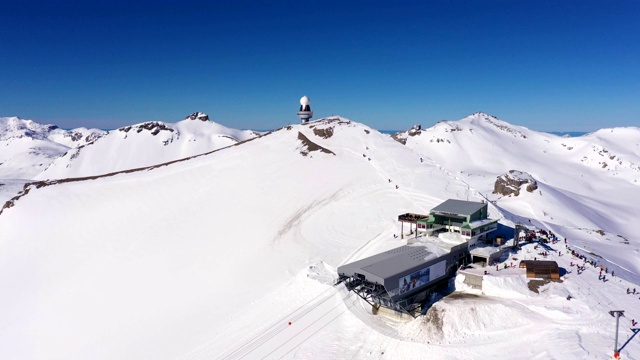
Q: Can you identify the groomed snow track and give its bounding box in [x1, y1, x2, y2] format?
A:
[220, 285, 357, 360]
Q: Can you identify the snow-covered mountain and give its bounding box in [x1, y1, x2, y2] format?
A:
[35, 112, 261, 180]
[0, 116, 105, 179]
[394, 112, 640, 233]
[1, 115, 639, 359]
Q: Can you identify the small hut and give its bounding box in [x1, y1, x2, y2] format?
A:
[519, 260, 560, 279]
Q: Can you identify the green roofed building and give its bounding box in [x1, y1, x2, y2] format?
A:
[416, 199, 498, 248]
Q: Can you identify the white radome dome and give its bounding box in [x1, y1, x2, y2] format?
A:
[300, 96, 310, 106]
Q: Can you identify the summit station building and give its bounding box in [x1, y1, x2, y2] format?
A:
[338, 199, 500, 316]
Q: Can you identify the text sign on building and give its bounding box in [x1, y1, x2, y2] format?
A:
[398, 260, 447, 295]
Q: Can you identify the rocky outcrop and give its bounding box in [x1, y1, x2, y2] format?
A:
[119, 122, 174, 136]
[493, 170, 538, 196]
[391, 132, 407, 145]
[391, 124, 421, 145]
[312, 126, 334, 139]
[297, 132, 335, 157]
[185, 112, 209, 121]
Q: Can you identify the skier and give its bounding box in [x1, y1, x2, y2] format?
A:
[612, 270, 615, 277]
[628, 288, 631, 294]
[496, 265, 499, 271]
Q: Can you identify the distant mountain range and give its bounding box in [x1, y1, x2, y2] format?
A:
[0, 116, 105, 179]
[0, 112, 260, 181]
[381, 130, 589, 137]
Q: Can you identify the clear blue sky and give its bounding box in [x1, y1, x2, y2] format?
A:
[1, 0, 638, 131]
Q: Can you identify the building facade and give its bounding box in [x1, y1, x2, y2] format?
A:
[416, 199, 498, 248]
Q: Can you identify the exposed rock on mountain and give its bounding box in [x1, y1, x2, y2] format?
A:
[118, 122, 174, 136]
[391, 124, 422, 145]
[297, 131, 335, 156]
[185, 112, 209, 121]
[312, 126, 334, 139]
[493, 170, 538, 196]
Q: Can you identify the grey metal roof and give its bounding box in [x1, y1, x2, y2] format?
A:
[337, 245, 437, 285]
[430, 199, 485, 216]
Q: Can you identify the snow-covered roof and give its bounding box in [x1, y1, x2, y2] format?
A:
[463, 218, 499, 229]
[339, 244, 435, 284]
[469, 241, 514, 256]
[338, 240, 454, 288]
[338, 233, 468, 290]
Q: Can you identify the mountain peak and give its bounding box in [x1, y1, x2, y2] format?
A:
[185, 112, 209, 121]
[0, 116, 59, 141]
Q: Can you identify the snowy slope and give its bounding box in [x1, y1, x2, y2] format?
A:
[395, 113, 640, 277]
[0, 116, 104, 180]
[395, 113, 640, 188]
[1, 116, 639, 359]
[34, 113, 260, 180]
[0, 117, 478, 359]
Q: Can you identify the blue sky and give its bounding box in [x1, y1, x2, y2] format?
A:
[1, 0, 638, 131]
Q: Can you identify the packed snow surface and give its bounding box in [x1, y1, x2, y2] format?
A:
[1, 115, 639, 359]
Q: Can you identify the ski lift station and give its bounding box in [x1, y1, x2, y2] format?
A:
[338, 199, 511, 316]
